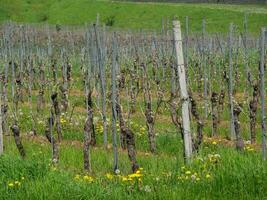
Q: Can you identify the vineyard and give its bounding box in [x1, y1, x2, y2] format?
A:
[0, 15, 267, 199]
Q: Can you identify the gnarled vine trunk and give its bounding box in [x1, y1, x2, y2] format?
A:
[45, 113, 59, 164]
[233, 104, 244, 151]
[116, 94, 139, 172]
[51, 92, 62, 142]
[249, 80, 259, 144]
[11, 124, 26, 159]
[211, 92, 219, 136]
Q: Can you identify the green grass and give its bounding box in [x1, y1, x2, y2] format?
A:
[0, 0, 267, 33]
[1, 137, 266, 200]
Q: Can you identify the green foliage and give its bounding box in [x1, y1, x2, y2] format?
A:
[0, 0, 267, 33]
[104, 15, 116, 26]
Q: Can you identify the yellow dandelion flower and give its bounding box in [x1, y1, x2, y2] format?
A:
[105, 173, 113, 180]
[14, 181, 21, 186]
[212, 141, 217, 145]
[206, 174, 211, 179]
[127, 177, 133, 181]
[128, 173, 142, 178]
[74, 174, 80, 180]
[8, 183, 14, 187]
[185, 170, 191, 175]
[60, 117, 67, 124]
[83, 175, 93, 182]
[140, 127, 146, 132]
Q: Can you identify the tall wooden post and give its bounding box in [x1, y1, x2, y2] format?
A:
[94, 25, 108, 147]
[112, 33, 119, 172]
[260, 28, 266, 160]
[202, 19, 208, 119]
[173, 20, 192, 162]
[0, 76, 3, 155]
[229, 23, 235, 140]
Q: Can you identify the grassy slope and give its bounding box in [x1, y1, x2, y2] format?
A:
[0, 0, 267, 33]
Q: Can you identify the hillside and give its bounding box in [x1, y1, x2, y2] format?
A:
[0, 0, 267, 33]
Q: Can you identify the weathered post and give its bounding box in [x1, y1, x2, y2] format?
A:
[28, 55, 37, 135]
[112, 33, 119, 172]
[173, 20, 192, 162]
[83, 71, 93, 172]
[228, 23, 235, 140]
[202, 19, 208, 119]
[260, 28, 266, 160]
[243, 13, 251, 87]
[185, 16, 189, 70]
[0, 75, 3, 155]
[94, 25, 108, 148]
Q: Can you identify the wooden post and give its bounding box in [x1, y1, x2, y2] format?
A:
[173, 20, 192, 162]
[112, 33, 119, 172]
[243, 13, 251, 86]
[228, 23, 235, 140]
[260, 28, 266, 160]
[94, 25, 108, 147]
[83, 67, 92, 172]
[202, 19, 208, 119]
[3, 63, 8, 136]
[185, 16, 190, 87]
[185, 16, 189, 69]
[0, 75, 3, 155]
[28, 55, 36, 135]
